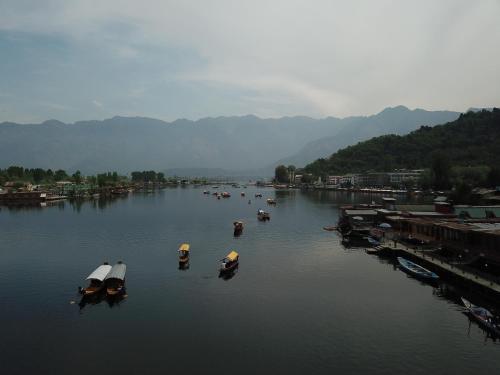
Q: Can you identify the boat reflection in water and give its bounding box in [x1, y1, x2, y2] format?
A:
[78, 291, 127, 311]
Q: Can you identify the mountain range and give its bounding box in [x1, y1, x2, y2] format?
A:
[0, 106, 460, 175]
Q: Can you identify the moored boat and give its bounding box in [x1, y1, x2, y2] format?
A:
[105, 261, 127, 296]
[233, 221, 244, 236]
[397, 257, 439, 281]
[178, 243, 190, 267]
[257, 209, 270, 221]
[461, 297, 500, 336]
[81, 262, 112, 295]
[220, 251, 239, 273]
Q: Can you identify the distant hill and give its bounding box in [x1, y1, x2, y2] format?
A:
[272, 106, 460, 169]
[0, 115, 344, 174]
[304, 109, 500, 176]
[0, 106, 459, 174]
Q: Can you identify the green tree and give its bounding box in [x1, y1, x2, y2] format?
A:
[54, 169, 68, 181]
[274, 165, 288, 183]
[72, 170, 82, 184]
[430, 152, 452, 190]
[488, 166, 500, 187]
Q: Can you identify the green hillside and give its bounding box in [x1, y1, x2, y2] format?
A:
[304, 109, 500, 176]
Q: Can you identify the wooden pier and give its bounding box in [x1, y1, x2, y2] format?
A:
[377, 242, 500, 295]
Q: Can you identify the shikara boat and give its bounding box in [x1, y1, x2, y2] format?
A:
[266, 198, 276, 205]
[105, 261, 127, 296]
[257, 209, 270, 221]
[233, 221, 244, 236]
[220, 251, 239, 273]
[222, 192, 231, 198]
[461, 297, 500, 336]
[397, 257, 439, 281]
[81, 262, 112, 295]
[178, 243, 190, 267]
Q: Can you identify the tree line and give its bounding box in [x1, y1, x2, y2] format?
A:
[302, 109, 500, 191]
[0, 166, 168, 187]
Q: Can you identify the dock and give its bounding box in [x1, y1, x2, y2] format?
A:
[376, 242, 500, 295]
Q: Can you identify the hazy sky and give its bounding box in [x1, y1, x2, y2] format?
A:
[1, 0, 499, 122]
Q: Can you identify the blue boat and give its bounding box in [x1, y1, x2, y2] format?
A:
[397, 257, 439, 281]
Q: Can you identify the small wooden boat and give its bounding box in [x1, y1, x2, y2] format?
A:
[266, 198, 276, 205]
[178, 243, 190, 266]
[461, 297, 500, 336]
[233, 221, 244, 236]
[105, 261, 127, 296]
[220, 251, 239, 273]
[257, 209, 270, 221]
[397, 257, 439, 281]
[323, 226, 337, 231]
[222, 192, 231, 198]
[81, 262, 112, 295]
[255, 193, 262, 198]
[203, 190, 210, 194]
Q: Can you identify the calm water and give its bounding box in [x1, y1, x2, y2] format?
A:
[1, 187, 499, 374]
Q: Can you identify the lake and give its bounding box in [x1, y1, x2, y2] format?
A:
[1, 187, 498, 374]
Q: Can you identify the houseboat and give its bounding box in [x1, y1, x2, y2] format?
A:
[233, 221, 244, 236]
[105, 261, 127, 296]
[81, 262, 112, 295]
[178, 243, 190, 267]
[257, 209, 270, 221]
[220, 251, 239, 273]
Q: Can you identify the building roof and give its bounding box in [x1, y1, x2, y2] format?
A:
[345, 209, 378, 216]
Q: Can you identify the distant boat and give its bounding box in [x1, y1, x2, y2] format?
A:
[105, 261, 127, 296]
[397, 257, 439, 281]
[220, 251, 239, 273]
[203, 190, 210, 194]
[323, 226, 337, 231]
[241, 192, 245, 197]
[222, 192, 231, 198]
[266, 198, 276, 205]
[461, 297, 500, 336]
[81, 262, 112, 295]
[233, 221, 244, 236]
[257, 209, 270, 221]
[255, 193, 262, 198]
[178, 243, 190, 267]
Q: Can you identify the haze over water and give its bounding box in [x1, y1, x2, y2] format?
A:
[1, 187, 498, 374]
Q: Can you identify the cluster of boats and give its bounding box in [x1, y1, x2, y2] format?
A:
[373, 255, 500, 338]
[80, 261, 127, 297]
[177, 243, 239, 275]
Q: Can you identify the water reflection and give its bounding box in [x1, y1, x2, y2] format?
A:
[78, 292, 127, 312]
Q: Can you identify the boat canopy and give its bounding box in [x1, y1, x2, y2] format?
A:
[86, 264, 112, 281]
[225, 251, 239, 261]
[105, 263, 127, 281]
[179, 243, 190, 252]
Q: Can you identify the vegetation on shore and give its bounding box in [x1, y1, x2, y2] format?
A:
[302, 109, 500, 190]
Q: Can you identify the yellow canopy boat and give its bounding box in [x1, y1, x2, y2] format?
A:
[220, 250, 239, 272]
[178, 243, 190, 264]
